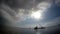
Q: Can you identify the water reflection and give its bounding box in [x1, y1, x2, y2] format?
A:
[36, 31, 41, 34]
[35, 29, 41, 34]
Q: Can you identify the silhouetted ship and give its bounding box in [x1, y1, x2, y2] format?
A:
[34, 26, 45, 30]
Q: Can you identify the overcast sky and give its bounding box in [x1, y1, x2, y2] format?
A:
[0, 0, 60, 28]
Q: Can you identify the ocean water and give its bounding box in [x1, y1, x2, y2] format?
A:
[1, 26, 60, 34]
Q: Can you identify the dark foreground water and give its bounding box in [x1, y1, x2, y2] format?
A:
[1, 26, 60, 34]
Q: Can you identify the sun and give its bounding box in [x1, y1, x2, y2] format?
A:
[31, 10, 42, 19]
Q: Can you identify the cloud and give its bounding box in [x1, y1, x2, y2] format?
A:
[0, 4, 17, 26]
[0, 0, 53, 28]
[55, 0, 60, 6]
[0, 0, 52, 8]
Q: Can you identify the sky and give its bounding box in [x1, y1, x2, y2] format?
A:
[0, 0, 60, 28]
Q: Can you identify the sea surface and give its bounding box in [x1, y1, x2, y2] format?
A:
[1, 26, 60, 34]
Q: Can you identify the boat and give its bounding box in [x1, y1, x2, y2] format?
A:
[34, 26, 45, 30]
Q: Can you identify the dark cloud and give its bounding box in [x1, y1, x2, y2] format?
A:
[0, 0, 49, 9]
[0, 0, 30, 8]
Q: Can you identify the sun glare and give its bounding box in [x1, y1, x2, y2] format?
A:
[31, 10, 42, 19]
